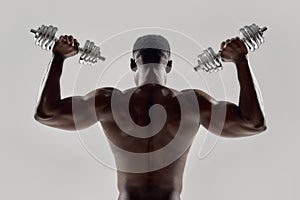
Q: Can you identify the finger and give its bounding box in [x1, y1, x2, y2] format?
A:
[228, 38, 237, 45]
[74, 39, 79, 47]
[228, 41, 240, 49]
[60, 35, 66, 43]
[58, 35, 64, 41]
[225, 38, 239, 49]
[63, 35, 70, 43]
[58, 36, 67, 44]
[232, 37, 243, 45]
[68, 35, 75, 46]
[222, 39, 231, 48]
[220, 41, 226, 50]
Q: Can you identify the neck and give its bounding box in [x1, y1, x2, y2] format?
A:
[134, 63, 167, 86]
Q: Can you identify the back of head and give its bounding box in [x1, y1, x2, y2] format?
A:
[132, 34, 171, 62]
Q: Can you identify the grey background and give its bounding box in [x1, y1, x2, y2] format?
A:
[0, 0, 299, 199]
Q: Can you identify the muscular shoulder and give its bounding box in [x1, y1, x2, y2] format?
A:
[82, 87, 117, 101]
[178, 89, 217, 105]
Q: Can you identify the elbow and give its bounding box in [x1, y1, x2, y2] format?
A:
[34, 112, 41, 121]
[252, 117, 267, 132]
[34, 112, 39, 121]
[254, 118, 267, 130]
[34, 104, 57, 121]
[221, 120, 267, 138]
[245, 120, 267, 136]
[34, 111, 54, 124]
[242, 114, 267, 134]
[253, 122, 267, 134]
[34, 112, 77, 131]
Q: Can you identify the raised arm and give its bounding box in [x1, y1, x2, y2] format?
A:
[34, 35, 113, 131]
[195, 37, 267, 138]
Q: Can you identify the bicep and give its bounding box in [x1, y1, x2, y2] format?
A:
[194, 89, 262, 138]
[36, 87, 114, 131]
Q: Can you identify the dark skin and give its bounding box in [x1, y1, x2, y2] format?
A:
[34, 35, 266, 200]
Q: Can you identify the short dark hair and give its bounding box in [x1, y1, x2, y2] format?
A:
[132, 34, 171, 56]
[133, 48, 170, 58]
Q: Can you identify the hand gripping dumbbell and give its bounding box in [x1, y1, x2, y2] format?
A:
[194, 23, 267, 73]
[30, 25, 105, 65]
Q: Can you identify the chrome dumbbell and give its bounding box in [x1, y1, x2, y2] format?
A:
[30, 25, 105, 65]
[194, 23, 267, 73]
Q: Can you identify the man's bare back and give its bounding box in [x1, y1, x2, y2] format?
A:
[34, 35, 266, 200]
[100, 83, 198, 200]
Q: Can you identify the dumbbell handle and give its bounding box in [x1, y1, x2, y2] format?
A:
[30, 29, 105, 61]
[260, 26, 268, 32]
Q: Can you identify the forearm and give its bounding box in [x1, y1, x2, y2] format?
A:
[235, 58, 265, 127]
[35, 55, 65, 117]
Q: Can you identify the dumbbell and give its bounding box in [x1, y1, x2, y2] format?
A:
[30, 25, 105, 65]
[194, 23, 267, 73]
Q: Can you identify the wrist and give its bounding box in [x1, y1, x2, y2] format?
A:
[234, 56, 248, 64]
[53, 53, 66, 62]
[51, 54, 65, 74]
